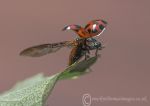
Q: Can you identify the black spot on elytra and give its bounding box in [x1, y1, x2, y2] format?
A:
[99, 25, 104, 30]
[101, 20, 107, 25]
[85, 24, 90, 29]
[92, 29, 98, 33]
[62, 26, 68, 31]
[88, 29, 91, 33]
[75, 25, 81, 29]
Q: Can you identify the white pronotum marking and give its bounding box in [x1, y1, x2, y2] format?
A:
[93, 24, 97, 30]
[67, 26, 71, 30]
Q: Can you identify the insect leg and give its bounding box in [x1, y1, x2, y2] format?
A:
[84, 47, 90, 60]
[95, 48, 99, 56]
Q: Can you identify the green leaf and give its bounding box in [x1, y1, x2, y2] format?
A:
[0, 74, 60, 106]
[0, 56, 98, 106]
[59, 56, 98, 80]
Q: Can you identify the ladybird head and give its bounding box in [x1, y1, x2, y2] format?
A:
[86, 38, 102, 49]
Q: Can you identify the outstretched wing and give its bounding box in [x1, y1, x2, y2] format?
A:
[20, 41, 73, 57]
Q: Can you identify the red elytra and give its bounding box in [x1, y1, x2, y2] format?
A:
[63, 19, 107, 38]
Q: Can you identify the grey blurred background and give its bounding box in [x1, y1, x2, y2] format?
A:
[0, 0, 149, 106]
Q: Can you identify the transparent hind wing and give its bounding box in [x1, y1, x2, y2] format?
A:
[20, 41, 73, 57]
